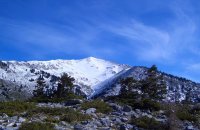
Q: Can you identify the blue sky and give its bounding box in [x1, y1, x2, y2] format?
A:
[0, 0, 200, 82]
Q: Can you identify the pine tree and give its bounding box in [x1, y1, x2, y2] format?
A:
[141, 65, 167, 100]
[33, 76, 46, 97]
[119, 65, 167, 101]
[55, 73, 75, 98]
[120, 77, 138, 95]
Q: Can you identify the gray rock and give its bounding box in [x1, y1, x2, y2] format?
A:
[7, 122, 15, 127]
[121, 117, 128, 122]
[185, 125, 194, 130]
[64, 99, 83, 106]
[98, 127, 111, 130]
[120, 124, 128, 130]
[192, 103, 200, 112]
[122, 105, 132, 112]
[74, 124, 84, 130]
[92, 120, 102, 127]
[2, 113, 8, 119]
[120, 124, 134, 130]
[0, 126, 5, 130]
[85, 108, 96, 114]
[123, 112, 130, 116]
[135, 109, 141, 114]
[108, 103, 122, 111]
[112, 117, 122, 124]
[10, 116, 18, 121]
[100, 117, 111, 127]
[18, 117, 26, 123]
[81, 121, 89, 125]
[131, 111, 139, 118]
[59, 121, 68, 126]
[111, 112, 122, 116]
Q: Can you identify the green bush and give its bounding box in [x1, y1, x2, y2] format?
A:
[27, 107, 74, 116]
[27, 107, 91, 123]
[107, 96, 161, 111]
[173, 104, 197, 122]
[30, 93, 83, 103]
[141, 99, 161, 111]
[176, 110, 197, 122]
[81, 99, 112, 114]
[131, 116, 169, 130]
[19, 122, 55, 130]
[0, 101, 36, 116]
[60, 112, 91, 123]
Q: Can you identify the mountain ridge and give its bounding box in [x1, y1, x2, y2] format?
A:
[0, 57, 200, 102]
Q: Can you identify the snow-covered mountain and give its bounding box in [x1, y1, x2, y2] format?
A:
[0, 57, 129, 97]
[0, 57, 200, 102]
[90, 66, 200, 102]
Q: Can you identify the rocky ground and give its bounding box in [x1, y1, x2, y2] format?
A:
[0, 99, 199, 130]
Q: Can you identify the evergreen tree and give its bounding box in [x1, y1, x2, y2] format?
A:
[55, 73, 75, 98]
[119, 65, 167, 101]
[120, 77, 140, 96]
[33, 76, 46, 97]
[140, 65, 167, 100]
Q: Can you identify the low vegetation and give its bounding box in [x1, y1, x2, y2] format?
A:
[27, 107, 91, 123]
[30, 93, 83, 103]
[81, 99, 112, 114]
[131, 116, 169, 130]
[0, 101, 36, 116]
[19, 122, 55, 130]
[176, 105, 197, 122]
[107, 95, 162, 111]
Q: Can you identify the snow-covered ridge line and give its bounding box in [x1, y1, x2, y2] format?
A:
[0, 57, 130, 96]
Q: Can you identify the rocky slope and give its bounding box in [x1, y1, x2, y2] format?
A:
[90, 67, 200, 102]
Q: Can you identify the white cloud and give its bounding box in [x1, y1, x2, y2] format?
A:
[0, 17, 107, 58]
[107, 20, 171, 61]
[104, 3, 197, 64]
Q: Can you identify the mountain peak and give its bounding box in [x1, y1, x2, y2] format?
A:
[0, 57, 128, 96]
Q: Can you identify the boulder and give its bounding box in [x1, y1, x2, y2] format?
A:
[74, 124, 85, 130]
[108, 103, 122, 111]
[112, 117, 122, 124]
[122, 105, 132, 112]
[85, 108, 96, 114]
[64, 99, 83, 106]
[121, 117, 128, 122]
[192, 103, 200, 112]
[100, 117, 111, 127]
[120, 124, 134, 130]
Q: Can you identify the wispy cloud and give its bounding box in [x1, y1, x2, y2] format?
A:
[104, 2, 197, 65]
[107, 20, 171, 61]
[0, 17, 107, 58]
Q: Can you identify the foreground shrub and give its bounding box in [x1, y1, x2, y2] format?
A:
[60, 112, 91, 123]
[0, 101, 35, 116]
[30, 93, 83, 103]
[140, 98, 161, 111]
[169, 104, 197, 123]
[176, 109, 197, 122]
[27, 107, 91, 123]
[81, 99, 112, 114]
[131, 116, 169, 130]
[19, 122, 55, 130]
[107, 96, 161, 111]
